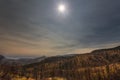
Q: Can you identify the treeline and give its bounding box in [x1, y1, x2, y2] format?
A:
[1, 63, 120, 80]
[21, 63, 120, 80]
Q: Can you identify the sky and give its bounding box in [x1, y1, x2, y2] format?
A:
[0, 0, 120, 57]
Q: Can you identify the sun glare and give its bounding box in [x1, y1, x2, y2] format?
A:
[58, 4, 66, 13]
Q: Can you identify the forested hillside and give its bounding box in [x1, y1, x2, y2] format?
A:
[0, 46, 120, 80]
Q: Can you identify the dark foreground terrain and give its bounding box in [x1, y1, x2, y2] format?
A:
[0, 46, 120, 80]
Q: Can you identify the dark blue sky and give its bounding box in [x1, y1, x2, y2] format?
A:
[0, 0, 120, 57]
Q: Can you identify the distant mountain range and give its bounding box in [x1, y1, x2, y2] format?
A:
[0, 55, 46, 65]
[0, 46, 120, 66]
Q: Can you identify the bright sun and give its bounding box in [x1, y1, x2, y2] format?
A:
[58, 4, 66, 13]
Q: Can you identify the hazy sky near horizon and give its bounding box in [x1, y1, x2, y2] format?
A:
[0, 0, 120, 57]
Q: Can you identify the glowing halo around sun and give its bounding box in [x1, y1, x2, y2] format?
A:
[58, 4, 66, 13]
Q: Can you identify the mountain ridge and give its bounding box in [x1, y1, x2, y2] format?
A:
[0, 46, 120, 66]
[25, 46, 120, 68]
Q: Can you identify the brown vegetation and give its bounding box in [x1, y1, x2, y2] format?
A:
[0, 46, 120, 80]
